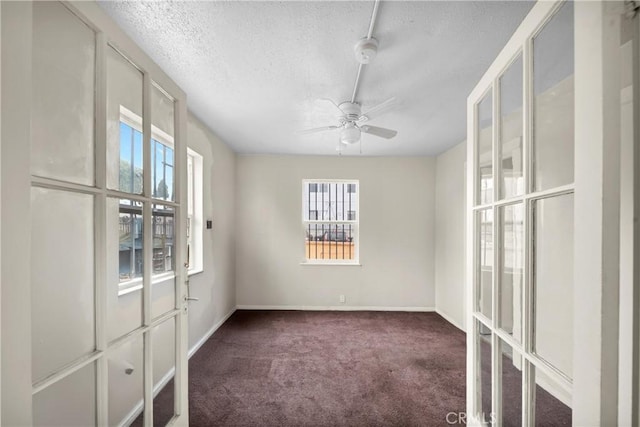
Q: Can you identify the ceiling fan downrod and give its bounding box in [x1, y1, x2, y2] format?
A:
[350, 0, 381, 104]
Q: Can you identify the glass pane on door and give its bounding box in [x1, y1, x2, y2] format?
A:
[476, 320, 492, 424]
[500, 340, 523, 427]
[153, 317, 176, 425]
[476, 209, 493, 319]
[477, 91, 494, 204]
[108, 336, 144, 425]
[31, 187, 95, 381]
[31, 1, 95, 186]
[533, 366, 572, 426]
[152, 204, 176, 318]
[107, 197, 144, 342]
[499, 54, 524, 199]
[533, 2, 574, 192]
[151, 84, 175, 202]
[107, 46, 144, 193]
[33, 362, 96, 426]
[533, 194, 574, 378]
[498, 203, 523, 343]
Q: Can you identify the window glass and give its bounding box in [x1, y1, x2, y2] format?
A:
[533, 194, 574, 378]
[499, 54, 524, 199]
[151, 84, 175, 201]
[107, 47, 143, 193]
[303, 181, 358, 262]
[477, 209, 493, 319]
[477, 91, 493, 204]
[32, 1, 95, 186]
[533, 2, 574, 192]
[119, 123, 143, 194]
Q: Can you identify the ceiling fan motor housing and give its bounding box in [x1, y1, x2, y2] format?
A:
[338, 102, 362, 122]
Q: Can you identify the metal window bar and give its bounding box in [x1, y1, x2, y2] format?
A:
[305, 223, 354, 260]
[304, 182, 356, 261]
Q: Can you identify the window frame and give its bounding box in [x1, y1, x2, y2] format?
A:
[301, 179, 360, 265]
[186, 148, 204, 275]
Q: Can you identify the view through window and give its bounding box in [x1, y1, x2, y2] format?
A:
[302, 180, 358, 262]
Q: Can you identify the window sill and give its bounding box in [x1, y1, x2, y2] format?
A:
[300, 262, 362, 266]
[188, 268, 204, 277]
[118, 272, 175, 297]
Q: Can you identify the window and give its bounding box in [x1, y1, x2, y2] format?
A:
[186, 149, 204, 274]
[302, 180, 359, 264]
[118, 106, 178, 293]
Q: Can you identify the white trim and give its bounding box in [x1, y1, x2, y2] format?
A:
[632, 11, 640, 426]
[573, 2, 623, 424]
[236, 305, 436, 312]
[188, 307, 236, 359]
[186, 148, 203, 275]
[436, 309, 466, 332]
[1, 2, 33, 423]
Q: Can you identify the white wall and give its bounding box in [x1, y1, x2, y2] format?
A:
[235, 155, 436, 310]
[186, 113, 237, 352]
[435, 140, 466, 330]
[618, 40, 633, 427]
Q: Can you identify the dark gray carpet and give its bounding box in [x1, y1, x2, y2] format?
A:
[146, 310, 571, 426]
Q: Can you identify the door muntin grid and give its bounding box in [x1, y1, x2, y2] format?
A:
[29, 2, 188, 426]
[468, 1, 574, 425]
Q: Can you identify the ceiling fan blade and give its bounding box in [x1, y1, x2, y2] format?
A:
[360, 125, 397, 139]
[298, 125, 341, 135]
[318, 98, 343, 113]
[359, 97, 398, 121]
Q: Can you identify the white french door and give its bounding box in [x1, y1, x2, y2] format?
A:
[25, 1, 188, 425]
[466, 1, 575, 425]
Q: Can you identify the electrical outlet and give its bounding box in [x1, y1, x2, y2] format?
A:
[339, 294, 345, 304]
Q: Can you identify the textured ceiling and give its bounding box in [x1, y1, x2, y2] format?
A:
[98, 1, 534, 156]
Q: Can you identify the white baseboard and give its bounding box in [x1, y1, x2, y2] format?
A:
[537, 374, 572, 407]
[435, 309, 466, 332]
[188, 306, 237, 358]
[236, 305, 435, 312]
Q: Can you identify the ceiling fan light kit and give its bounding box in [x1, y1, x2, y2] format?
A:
[300, 0, 398, 153]
[340, 123, 361, 145]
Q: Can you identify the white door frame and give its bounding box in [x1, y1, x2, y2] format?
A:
[466, 0, 624, 425]
[630, 4, 640, 425]
[1, 2, 33, 424]
[573, 1, 623, 424]
[1, 1, 190, 425]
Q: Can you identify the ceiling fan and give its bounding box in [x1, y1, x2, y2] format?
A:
[299, 0, 398, 151]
